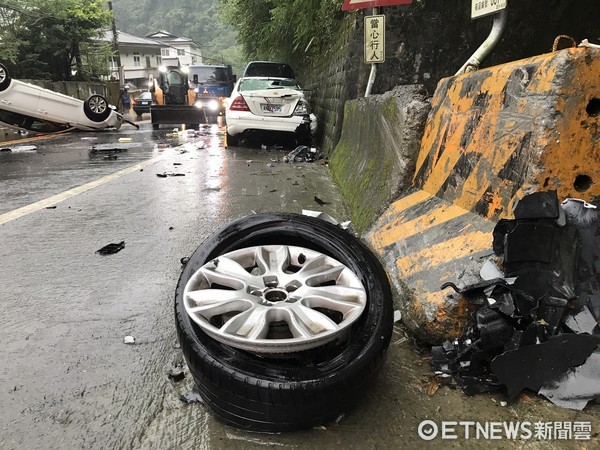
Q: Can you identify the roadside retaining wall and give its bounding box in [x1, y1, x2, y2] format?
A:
[329, 47, 599, 344]
[329, 85, 430, 233]
[301, 0, 600, 157]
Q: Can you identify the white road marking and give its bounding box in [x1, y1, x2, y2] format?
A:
[0, 155, 163, 225]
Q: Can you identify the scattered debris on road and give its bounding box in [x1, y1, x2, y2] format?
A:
[180, 391, 204, 405]
[283, 145, 322, 163]
[156, 173, 185, 178]
[96, 241, 125, 255]
[168, 365, 186, 382]
[314, 196, 331, 206]
[431, 191, 600, 410]
[302, 210, 351, 230]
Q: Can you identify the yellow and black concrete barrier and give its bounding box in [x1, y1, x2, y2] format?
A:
[358, 47, 600, 344]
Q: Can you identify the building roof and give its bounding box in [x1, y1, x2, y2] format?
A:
[100, 30, 164, 47]
[145, 30, 199, 47]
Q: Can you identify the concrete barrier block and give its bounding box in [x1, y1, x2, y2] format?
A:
[367, 47, 600, 344]
[414, 47, 600, 219]
[330, 85, 430, 233]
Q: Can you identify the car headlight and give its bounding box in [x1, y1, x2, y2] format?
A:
[208, 100, 219, 111]
[194, 101, 203, 109]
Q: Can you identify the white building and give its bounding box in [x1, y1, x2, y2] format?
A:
[101, 30, 166, 87]
[145, 30, 202, 66]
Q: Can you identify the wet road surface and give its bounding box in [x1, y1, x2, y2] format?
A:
[0, 122, 598, 449]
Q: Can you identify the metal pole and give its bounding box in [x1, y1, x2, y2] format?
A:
[107, 1, 125, 85]
[455, 8, 508, 75]
[365, 6, 379, 97]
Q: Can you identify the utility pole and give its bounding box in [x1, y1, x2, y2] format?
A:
[107, 1, 125, 86]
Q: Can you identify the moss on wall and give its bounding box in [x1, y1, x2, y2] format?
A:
[329, 87, 430, 234]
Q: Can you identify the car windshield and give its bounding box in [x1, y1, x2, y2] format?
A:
[244, 63, 295, 78]
[138, 92, 152, 100]
[238, 78, 301, 92]
[189, 67, 230, 83]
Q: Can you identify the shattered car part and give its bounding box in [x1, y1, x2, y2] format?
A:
[539, 351, 600, 410]
[490, 334, 600, 399]
[513, 190, 560, 220]
[564, 306, 599, 334]
[302, 210, 351, 230]
[283, 145, 322, 163]
[434, 191, 600, 409]
[96, 241, 125, 255]
[175, 213, 393, 431]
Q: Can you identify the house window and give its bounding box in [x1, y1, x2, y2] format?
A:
[161, 49, 170, 57]
[156, 56, 162, 65]
[177, 49, 185, 56]
[146, 56, 151, 68]
[133, 52, 141, 67]
[109, 56, 118, 69]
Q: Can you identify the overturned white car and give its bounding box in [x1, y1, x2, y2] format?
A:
[0, 63, 123, 132]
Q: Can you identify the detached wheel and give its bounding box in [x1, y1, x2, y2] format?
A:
[84, 94, 110, 122]
[226, 130, 239, 146]
[0, 63, 11, 91]
[175, 213, 394, 432]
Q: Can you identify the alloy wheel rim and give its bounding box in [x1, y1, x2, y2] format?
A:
[183, 245, 367, 354]
[90, 97, 107, 114]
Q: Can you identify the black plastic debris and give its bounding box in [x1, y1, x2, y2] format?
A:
[96, 241, 125, 255]
[90, 145, 128, 154]
[294, 115, 313, 146]
[314, 196, 331, 206]
[432, 191, 600, 410]
[490, 334, 600, 399]
[284, 145, 322, 163]
[513, 190, 560, 220]
[156, 173, 185, 178]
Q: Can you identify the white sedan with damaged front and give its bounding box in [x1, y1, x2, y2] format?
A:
[0, 62, 123, 132]
[225, 77, 317, 146]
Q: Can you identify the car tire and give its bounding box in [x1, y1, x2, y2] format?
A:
[174, 213, 394, 432]
[226, 131, 239, 146]
[0, 63, 11, 91]
[83, 94, 111, 122]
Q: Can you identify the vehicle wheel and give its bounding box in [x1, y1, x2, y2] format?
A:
[152, 123, 160, 130]
[83, 94, 111, 122]
[174, 213, 394, 432]
[226, 131, 239, 146]
[136, 113, 143, 118]
[0, 63, 11, 91]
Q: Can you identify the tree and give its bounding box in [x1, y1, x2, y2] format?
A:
[0, 0, 112, 80]
[219, 0, 342, 67]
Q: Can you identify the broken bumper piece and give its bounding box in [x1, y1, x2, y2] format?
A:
[431, 191, 600, 410]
